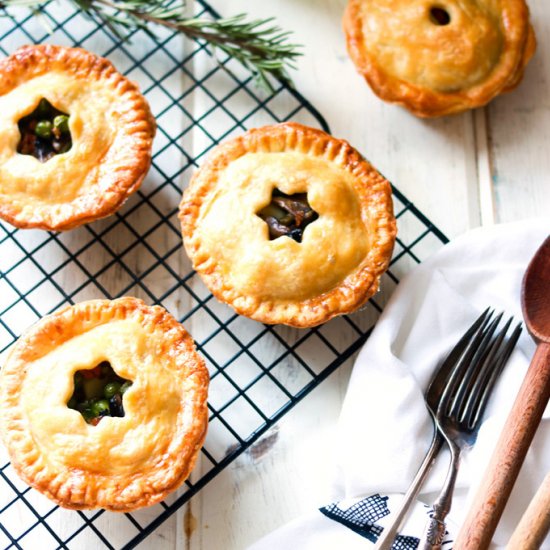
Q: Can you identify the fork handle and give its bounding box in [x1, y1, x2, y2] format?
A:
[419, 437, 461, 550]
[421, 516, 447, 549]
[374, 432, 444, 550]
[454, 342, 550, 550]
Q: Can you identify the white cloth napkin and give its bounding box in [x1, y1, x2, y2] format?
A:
[250, 219, 550, 550]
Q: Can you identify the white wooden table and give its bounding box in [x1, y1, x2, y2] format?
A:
[1, 0, 549, 549]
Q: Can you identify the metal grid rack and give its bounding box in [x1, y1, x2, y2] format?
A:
[0, 1, 449, 548]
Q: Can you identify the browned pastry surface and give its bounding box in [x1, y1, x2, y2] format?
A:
[180, 122, 396, 328]
[0, 297, 209, 511]
[0, 45, 156, 230]
[343, 0, 536, 117]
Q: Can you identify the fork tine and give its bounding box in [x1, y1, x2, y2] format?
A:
[436, 310, 495, 416]
[449, 313, 505, 417]
[466, 321, 522, 429]
[428, 309, 491, 384]
[456, 315, 512, 424]
[425, 308, 492, 411]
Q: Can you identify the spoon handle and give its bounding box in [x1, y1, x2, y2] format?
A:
[454, 342, 550, 550]
[507, 471, 550, 550]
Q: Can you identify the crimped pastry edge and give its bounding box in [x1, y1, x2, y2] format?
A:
[0, 44, 156, 230]
[179, 122, 397, 328]
[0, 297, 209, 512]
[343, 0, 536, 117]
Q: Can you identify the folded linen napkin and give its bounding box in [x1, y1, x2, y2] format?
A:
[250, 219, 550, 549]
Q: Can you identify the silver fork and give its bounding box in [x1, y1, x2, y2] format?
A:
[374, 310, 521, 550]
[419, 312, 522, 550]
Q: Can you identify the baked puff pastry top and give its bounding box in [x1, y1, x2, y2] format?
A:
[179, 123, 396, 328]
[0, 298, 209, 511]
[0, 44, 155, 230]
[344, 0, 536, 117]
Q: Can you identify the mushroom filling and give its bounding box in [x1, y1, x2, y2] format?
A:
[257, 190, 319, 243]
[17, 98, 72, 162]
[68, 361, 132, 425]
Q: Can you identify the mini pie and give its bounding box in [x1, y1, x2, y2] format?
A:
[0, 297, 209, 511]
[179, 123, 396, 328]
[0, 44, 156, 230]
[343, 0, 536, 117]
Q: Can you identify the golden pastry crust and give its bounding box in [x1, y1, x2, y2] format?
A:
[343, 0, 536, 117]
[0, 44, 156, 230]
[179, 123, 396, 328]
[0, 298, 209, 511]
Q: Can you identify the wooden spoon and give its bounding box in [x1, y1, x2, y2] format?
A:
[454, 235, 550, 550]
[507, 471, 550, 549]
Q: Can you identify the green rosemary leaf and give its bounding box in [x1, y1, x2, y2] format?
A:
[0, 0, 301, 91]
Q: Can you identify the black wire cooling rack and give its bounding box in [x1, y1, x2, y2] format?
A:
[0, 1, 449, 548]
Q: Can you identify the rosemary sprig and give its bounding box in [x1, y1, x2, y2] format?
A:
[0, 0, 302, 91]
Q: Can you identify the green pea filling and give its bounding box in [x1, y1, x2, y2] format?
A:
[17, 98, 72, 162]
[257, 189, 319, 243]
[68, 361, 132, 426]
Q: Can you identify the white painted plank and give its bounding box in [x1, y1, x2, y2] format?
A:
[485, 0, 550, 223]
